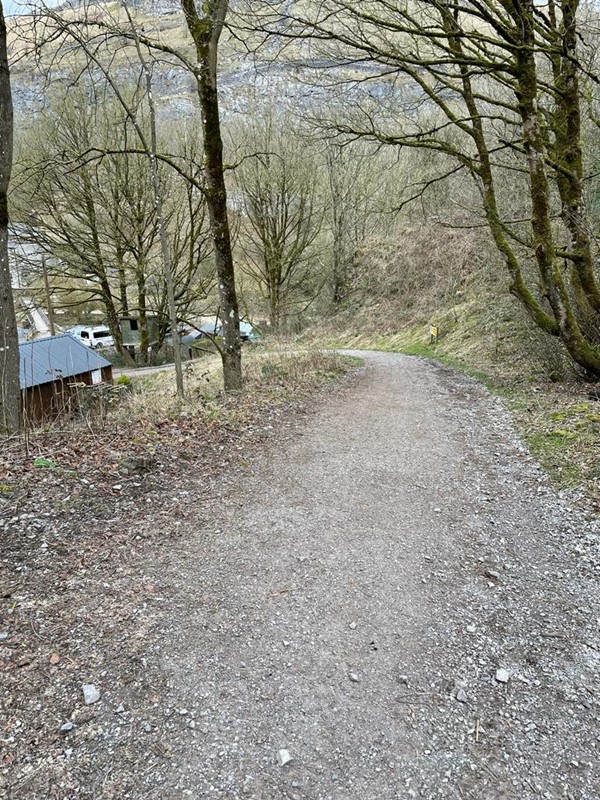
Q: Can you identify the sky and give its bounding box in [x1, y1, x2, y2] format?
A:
[3, 0, 62, 16]
[3, 0, 31, 14]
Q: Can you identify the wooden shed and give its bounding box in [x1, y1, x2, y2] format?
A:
[19, 334, 113, 423]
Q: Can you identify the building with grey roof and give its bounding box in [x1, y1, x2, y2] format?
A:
[19, 334, 113, 423]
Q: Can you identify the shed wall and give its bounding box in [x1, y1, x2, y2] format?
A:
[22, 367, 114, 424]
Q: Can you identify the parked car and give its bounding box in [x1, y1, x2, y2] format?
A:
[200, 320, 262, 342]
[164, 326, 203, 346]
[239, 321, 262, 342]
[180, 330, 208, 346]
[66, 325, 114, 350]
[165, 320, 261, 348]
[202, 321, 222, 335]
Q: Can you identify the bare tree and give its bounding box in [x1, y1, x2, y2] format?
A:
[121, 2, 184, 394]
[0, 0, 20, 433]
[14, 90, 146, 360]
[25, 0, 244, 390]
[235, 116, 322, 329]
[323, 142, 384, 307]
[248, 0, 600, 377]
[14, 85, 214, 366]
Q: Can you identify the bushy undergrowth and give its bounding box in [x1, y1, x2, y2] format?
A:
[116, 347, 356, 427]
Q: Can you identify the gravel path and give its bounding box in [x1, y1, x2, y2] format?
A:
[143, 352, 598, 799]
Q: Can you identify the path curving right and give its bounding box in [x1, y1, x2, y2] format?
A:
[156, 351, 599, 800]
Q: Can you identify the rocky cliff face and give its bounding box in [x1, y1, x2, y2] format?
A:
[6, 1, 356, 123]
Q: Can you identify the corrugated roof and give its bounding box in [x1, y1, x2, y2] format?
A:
[19, 334, 112, 390]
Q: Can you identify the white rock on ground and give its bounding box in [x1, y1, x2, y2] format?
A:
[82, 684, 100, 705]
[277, 749, 293, 767]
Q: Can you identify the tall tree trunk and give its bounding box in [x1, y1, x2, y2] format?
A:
[331, 211, 346, 306]
[514, 2, 600, 373]
[551, 0, 600, 314]
[99, 275, 126, 355]
[327, 150, 347, 306]
[269, 287, 280, 331]
[182, 0, 242, 391]
[116, 238, 129, 316]
[136, 265, 149, 365]
[81, 179, 129, 359]
[0, 2, 20, 434]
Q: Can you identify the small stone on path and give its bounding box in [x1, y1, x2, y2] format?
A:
[455, 688, 468, 703]
[495, 668, 510, 684]
[277, 749, 293, 766]
[82, 684, 100, 705]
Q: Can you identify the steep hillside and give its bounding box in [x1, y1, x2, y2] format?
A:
[304, 221, 574, 386]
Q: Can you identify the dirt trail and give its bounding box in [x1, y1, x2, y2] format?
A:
[135, 352, 598, 800]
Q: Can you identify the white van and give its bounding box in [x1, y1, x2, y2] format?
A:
[67, 325, 115, 350]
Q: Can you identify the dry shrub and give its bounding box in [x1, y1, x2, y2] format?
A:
[113, 346, 352, 427]
[114, 356, 224, 425]
[518, 321, 575, 383]
[355, 223, 489, 327]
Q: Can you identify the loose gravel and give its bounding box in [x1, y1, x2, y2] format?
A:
[3, 351, 599, 799]
[146, 351, 600, 799]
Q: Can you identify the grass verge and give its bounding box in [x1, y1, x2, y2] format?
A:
[0, 348, 360, 511]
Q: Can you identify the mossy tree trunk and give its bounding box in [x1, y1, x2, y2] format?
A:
[258, 0, 600, 377]
[181, 0, 242, 391]
[0, 2, 20, 434]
